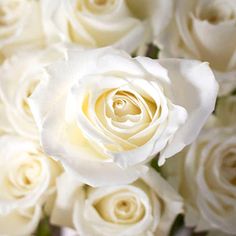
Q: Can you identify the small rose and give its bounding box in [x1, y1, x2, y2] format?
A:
[0, 134, 61, 235]
[163, 126, 236, 234]
[156, 0, 236, 95]
[0, 0, 44, 57]
[51, 168, 183, 236]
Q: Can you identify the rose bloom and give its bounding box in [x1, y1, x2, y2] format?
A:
[0, 135, 61, 236]
[29, 47, 218, 186]
[163, 125, 236, 235]
[51, 168, 183, 236]
[0, 46, 66, 140]
[156, 0, 236, 95]
[40, 0, 173, 53]
[0, 0, 44, 58]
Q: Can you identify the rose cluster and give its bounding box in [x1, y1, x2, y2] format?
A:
[0, 0, 235, 236]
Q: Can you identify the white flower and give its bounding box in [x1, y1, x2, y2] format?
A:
[156, 0, 236, 96]
[0, 0, 44, 57]
[29, 47, 218, 186]
[40, 0, 173, 53]
[0, 45, 66, 140]
[0, 205, 42, 236]
[0, 134, 61, 236]
[163, 126, 236, 234]
[51, 168, 183, 236]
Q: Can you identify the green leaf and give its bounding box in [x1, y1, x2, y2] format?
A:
[146, 44, 160, 59]
[35, 217, 52, 236]
[150, 157, 161, 173]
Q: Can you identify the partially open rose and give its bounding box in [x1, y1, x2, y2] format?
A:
[0, 46, 66, 140]
[163, 126, 236, 234]
[0, 0, 44, 57]
[29, 47, 218, 186]
[41, 0, 173, 53]
[51, 168, 183, 236]
[0, 135, 61, 235]
[0, 206, 42, 236]
[157, 0, 236, 95]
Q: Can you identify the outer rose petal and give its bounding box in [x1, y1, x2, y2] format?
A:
[41, 0, 173, 52]
[0, 205, 42, 236]
[135, 58, 218, 165]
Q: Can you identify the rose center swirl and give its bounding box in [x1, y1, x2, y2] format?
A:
[94, 190, 145, 224]
[6, 155, 43, 199]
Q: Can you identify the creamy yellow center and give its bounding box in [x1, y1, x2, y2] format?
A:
[94, 190, 145, 224]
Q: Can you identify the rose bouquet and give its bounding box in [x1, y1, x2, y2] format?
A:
[0, 0, 235, 236]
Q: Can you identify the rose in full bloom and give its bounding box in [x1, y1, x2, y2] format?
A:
[0, 0, 44, 58]
[0, 135, 61, 236]
[41, 0, 173, 53]
[29, 47, 218, 186]
[162, 125, 236, 234]
[156, 0, 236, 95]
[51, 168, 183, 236]
[0, 46, 66, 140]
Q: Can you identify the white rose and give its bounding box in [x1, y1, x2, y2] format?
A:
[0, 45, 66, 140]
[0, 0, 44, 58]
[40, 0, 173, 53]
[51, 168, 183, 236]
[0, 134, 61, 236]
[156, 0, 236, 96]
[163, 126, 236, 234]
[0, 205, 42, 236]
[29, 47, 218, 186]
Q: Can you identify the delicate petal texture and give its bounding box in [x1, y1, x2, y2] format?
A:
[30, 47, 218, 186]
[156, 0, 236, 95]
[41, 0, 173, 53]
[157, 59, 218, 164]
[0, 135, 61, 212]
[51, 168, 183, 236]
[0, 205, 42, 236]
